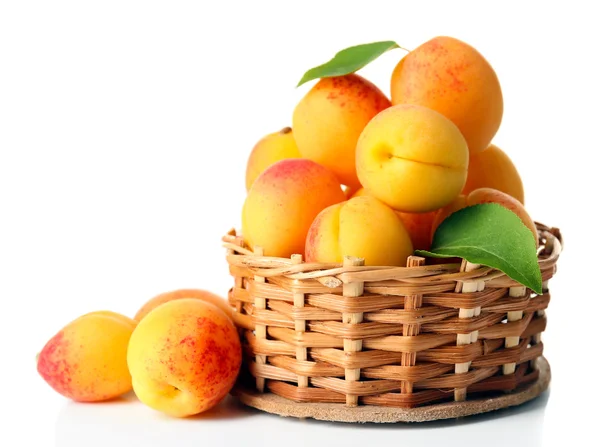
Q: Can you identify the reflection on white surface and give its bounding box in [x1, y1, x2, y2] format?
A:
[55, 391, 549, 447]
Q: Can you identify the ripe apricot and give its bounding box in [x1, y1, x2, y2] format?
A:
[351, 188, 436, 251]
[463, 144, 524, 203]
[305, 196, 413, 266]
[242, 158, 345, 258]
[37, 311, 136, 402]
[396, 210, 437, 251]
[350, 188, 369, 198]
[391, 36, 503, 154]
[245, 127, 300, 191]
[134, 289, 232, 323]
[128, 299, 241, 417]
[292, 74, 390, 188]
[356, 104, 469, 213]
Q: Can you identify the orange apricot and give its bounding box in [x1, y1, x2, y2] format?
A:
[463, 144, 524, 203]
[391, 36, 503, 154]
[37, 311, 136, 402]
[134, 289, 232, 323]
[242, 158, 345, 258]
[293, 74, 391, 188]
[128, 299, 241, 417]
[245, 127, 301, 191]
[396, 210, 437, 251]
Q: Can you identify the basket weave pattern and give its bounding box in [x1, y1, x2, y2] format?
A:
[223, 223, 561, 408]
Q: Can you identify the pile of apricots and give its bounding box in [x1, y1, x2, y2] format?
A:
[243, 35, 537, 266]
[37, 289, 241, 417]
[37, 35, 537, 419]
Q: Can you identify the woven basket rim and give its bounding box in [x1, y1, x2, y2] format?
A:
[223, 222, 562, 288]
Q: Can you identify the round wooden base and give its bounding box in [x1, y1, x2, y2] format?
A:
[233, 357, 550, 423]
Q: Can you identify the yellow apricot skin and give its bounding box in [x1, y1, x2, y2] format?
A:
[37, 311, 136, 402]
[391, 36, 503, 154]
[293, 74, 391, 188]
[134, 288, 232, 323]
[463, 144, 525, 204]
[245, 127, 301, 191]
[242, 158, 345, 258]
[305, 196, 413, 266]
[351, 188, 436, 251]
[350, 188, 369, 198]
[127, 299, 241, 418]
[356, 104, 469, 213]
[79, 310, 137, 329]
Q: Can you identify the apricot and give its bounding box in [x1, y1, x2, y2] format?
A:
[396, 210, 437, 251]
[242, 158, 345, 258]
[431, 189, 538, 246]
[351, 188, 436, 251]
[127, 299, 241, 417]
[463, 144, 524, 203]
[390, 36, 503, 154]
[37, 311, 136, 402]
[80, 310, 138, 328]
[349, 187, 369, 198]
[356, 104, 469, 213]
[292, 74, 391, 188]
[245, 127, 301, 191]
[134, 288, 232, 323]
[305, 196, 413, 266]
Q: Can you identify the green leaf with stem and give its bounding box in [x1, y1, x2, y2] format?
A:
[416, 203, 542, 294]
[297, 41, 404, 87]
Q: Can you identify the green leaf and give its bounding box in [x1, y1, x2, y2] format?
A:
[297, 41, 401, 87]
[415, 203, 542, 294]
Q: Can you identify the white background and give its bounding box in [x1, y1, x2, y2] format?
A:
[1, 1, 598, 446]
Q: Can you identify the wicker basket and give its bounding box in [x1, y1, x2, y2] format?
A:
[222, 222, 562, 409]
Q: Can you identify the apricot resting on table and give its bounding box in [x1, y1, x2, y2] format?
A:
[356, 104, 469, 213]
[134, 288, 232, 323]
[432, 188, 538, 246]
[391, 36, 503, 154]
[293, 74, 390, 188]
[305, 196, 413, 266]
[463, 144, 524, 203]
[127, 299, 241, 418]
[245, 127, 300, 191]
[242, 158, 345, 258]
[37, 311, 136, 402]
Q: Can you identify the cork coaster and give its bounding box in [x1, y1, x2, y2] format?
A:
[232, 357, 550, 423]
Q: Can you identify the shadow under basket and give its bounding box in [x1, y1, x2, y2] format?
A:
[222, 222, 562, 421]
